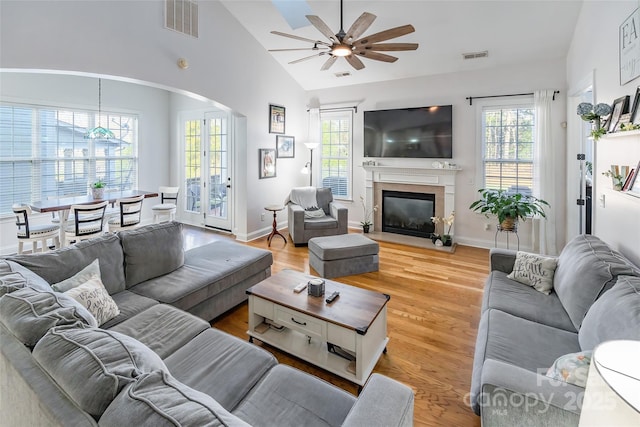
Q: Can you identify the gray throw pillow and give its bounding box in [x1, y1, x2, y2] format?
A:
[32, 326, 167, 418]
[119, 222, 185, 288]
[5, 260, 51, 291]
[0, 272, 28, 296]
[553, 234, 639, 330]
[51, 258, 100, 292]
[507, 251, 558, 294]
[579, 275, 640, 351]
[0, 287, 97, 346]
[99, 370, 250, 427]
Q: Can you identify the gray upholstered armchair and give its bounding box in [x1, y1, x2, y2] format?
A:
[287, 187, 348, 246]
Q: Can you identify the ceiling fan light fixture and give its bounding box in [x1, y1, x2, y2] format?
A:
[332, 44, 353, 57]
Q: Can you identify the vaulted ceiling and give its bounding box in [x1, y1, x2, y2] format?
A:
[221, 0, 583, 91]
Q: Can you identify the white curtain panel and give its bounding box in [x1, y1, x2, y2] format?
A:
[534, 90, 558, 255]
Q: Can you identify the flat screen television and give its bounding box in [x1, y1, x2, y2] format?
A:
[364, 105, 453, 158]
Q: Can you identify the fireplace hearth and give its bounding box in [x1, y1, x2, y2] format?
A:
[382, 190, 435, 238]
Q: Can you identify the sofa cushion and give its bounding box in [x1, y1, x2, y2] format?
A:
[0, 286, 97, 346]
[6, 233, 126, 294]
[578, 275, 640, 351]
[99, 370, 250, 427]
[304, 216, 339, 230]
[130, 240, 272, 313]
[109, 304, 209, 359]
[4, 259, 53, 291]
[316, 187, 333, 215]
[545, 350, 592, 387]
[233, 364, 356, 427]
[64, 275, 120, 326]
[482, 271, 576, 331]
[507, 251, 558, 294]
[0, 272, 28, 296]
[553, 234, 639, 330]
[309, 234, 379, 261]
[470, 309, 581, 414]
[165, 328, 278, 411]
[51, 258, 100, 292]
[32, 326, 167, 418]
[119, 221, 185, 288]
[100, 290, 158, 329]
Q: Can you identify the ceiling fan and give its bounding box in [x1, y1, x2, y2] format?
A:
[269, 0, 418, 71]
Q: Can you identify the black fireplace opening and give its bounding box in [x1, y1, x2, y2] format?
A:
[382, 190, 435, 238]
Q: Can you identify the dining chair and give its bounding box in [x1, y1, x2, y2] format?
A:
[63, 201, 108, 246]
[107, 195, 144, 232]
[12, 204, 60, 254]
[152, 186, 179, 223]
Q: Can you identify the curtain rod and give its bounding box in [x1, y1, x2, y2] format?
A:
[306, 106, 358, 113]
[465, 90, 560, 106]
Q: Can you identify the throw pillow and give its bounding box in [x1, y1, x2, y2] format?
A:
[545, 351, 592, 387]
[99, 370, 250, 427]
[0, 286, 97, 346]
[507, 251, 558, 294]
[304, 208, 326, 219]
[0, 272, 28, 296]
[32, 326, 167, 418]
[65, 275, 120, 326]
[51, 258, 100, 292]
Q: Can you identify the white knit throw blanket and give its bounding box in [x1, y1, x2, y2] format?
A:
[287, 187, 318, 210]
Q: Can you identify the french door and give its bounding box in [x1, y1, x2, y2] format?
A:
[182, 111, 232, 231]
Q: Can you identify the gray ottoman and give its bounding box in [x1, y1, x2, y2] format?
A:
[308, 234, 379, 279]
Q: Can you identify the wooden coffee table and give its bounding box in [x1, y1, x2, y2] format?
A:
[246, 269, 389, 386]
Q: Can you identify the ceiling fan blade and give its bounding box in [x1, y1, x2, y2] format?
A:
[355, 51, 398, 63]
[320, 56, 338, 71]
[306, 15, 337, 42]
[269, 47, 328, 52]
[345, 55, 365, 70]
[353, 24, 415, 47]
[289, 52, 326, 65]
[271, 31, 331, 47]
[356, 43, 419, 52]
[345, 12, 376, 41]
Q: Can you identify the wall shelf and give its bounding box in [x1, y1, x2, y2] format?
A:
[600, 129, 640, 140]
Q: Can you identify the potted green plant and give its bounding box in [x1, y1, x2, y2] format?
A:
[469, 189, 549, 231]
[91, 179, 106, 199]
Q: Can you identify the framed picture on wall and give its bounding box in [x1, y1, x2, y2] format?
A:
[276, 135, 295, 158]
[607, 95, 630, 132]
[631, 86, 640, 125]
[269, 104, 285, 134]
[259, 148, 276, 179]
[620, 8, 640, 85]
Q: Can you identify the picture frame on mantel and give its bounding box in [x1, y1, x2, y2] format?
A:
[269, 104, 285, 134]
[620, 7, 640, 85]
[607, 95, 630, 133]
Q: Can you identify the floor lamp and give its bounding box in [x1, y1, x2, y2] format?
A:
[301, 142, 319, 186]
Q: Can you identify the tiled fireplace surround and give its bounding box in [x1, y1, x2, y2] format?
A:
[362, 165, 459, 237]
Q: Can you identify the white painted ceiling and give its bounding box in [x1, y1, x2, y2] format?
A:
[220, 0, 583, 91]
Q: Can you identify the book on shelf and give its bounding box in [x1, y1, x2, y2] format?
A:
[622, 168, 636, 191]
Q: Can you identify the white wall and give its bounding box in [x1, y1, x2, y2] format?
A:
[0, 0, 308, 247]
[566, 0, 640, 265]
[307, 58, 568, 251]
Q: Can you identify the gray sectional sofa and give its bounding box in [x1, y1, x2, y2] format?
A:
[0, 221, 414, 427]
[471, 234, 640, 426]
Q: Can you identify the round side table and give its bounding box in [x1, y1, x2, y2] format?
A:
[264, 205, 286, 247]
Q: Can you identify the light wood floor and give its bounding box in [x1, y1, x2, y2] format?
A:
[184, 225, 488, 427]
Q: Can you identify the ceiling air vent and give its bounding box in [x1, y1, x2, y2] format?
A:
[166, 0, 199, 38]
[334, 71, 352, 78]
[462, 50, 488, 60]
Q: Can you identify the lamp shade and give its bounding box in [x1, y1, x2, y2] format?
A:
[304, 142, 319, 150]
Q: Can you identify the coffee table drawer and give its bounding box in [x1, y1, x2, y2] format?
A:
[253, 297, 274, 319]
[327, 323, 356, 352]
[275, 306, 326, 340]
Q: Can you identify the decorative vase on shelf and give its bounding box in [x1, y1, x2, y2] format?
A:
[362, 224, 370, 233]
[442, 235, 453, 247]
[91, 187, 104, 199]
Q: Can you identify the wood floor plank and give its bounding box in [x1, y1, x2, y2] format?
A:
[183, 225, 486, 427]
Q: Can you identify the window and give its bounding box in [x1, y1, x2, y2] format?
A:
[481, 104, 534, 195]
[320, 110, 352, 199]
[0, 103, 138, 216]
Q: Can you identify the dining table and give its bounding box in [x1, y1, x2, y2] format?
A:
[29, 190, 159, 248]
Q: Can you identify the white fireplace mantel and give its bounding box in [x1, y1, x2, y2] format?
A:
[361, 164, 460, 234]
